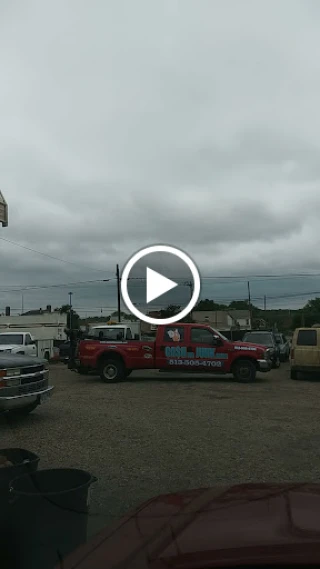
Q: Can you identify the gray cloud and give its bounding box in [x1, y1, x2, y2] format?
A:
[0, 0, 320, 312]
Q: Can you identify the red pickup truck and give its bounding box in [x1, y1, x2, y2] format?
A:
[72, 323, 272, 383]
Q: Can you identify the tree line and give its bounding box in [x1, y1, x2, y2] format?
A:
[55, 297, 320, 332]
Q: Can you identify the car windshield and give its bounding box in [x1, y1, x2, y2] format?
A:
[0, 334, 23, 345]
[243, 333, 273, 347]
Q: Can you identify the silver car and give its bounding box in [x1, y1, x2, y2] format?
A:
[274, 333, 290, 362]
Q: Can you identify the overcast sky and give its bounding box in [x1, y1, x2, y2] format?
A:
[1, 0, 320, 315]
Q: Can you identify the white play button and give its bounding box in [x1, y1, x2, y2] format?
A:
[146, 267, 178, 304]
[121, 244, 201, 325]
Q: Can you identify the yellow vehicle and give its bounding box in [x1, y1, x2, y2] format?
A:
[290, 327, 320, 379]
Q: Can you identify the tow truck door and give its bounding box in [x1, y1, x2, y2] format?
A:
[156, 325, 190, 370]
[188, 326, 230, 372]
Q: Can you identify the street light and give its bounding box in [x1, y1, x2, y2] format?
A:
[68, 292, 73, 330]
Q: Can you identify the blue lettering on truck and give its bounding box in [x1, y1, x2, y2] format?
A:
[164, 345, 227, 366]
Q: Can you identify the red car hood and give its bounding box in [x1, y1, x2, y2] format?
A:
[61, 483, 320, 568]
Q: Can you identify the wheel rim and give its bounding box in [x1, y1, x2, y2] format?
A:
[103, 364, 117, 380]
[239, 365, 250, 380]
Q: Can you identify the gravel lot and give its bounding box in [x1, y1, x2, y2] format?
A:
[2, 363, 320, 537]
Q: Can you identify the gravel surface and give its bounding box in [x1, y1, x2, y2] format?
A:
[2, 363, 320, 536]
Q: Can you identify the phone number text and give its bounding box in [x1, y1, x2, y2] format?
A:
[168, 359, 222, 367]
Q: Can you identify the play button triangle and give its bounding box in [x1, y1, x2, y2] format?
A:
[146, 267, 178, 304]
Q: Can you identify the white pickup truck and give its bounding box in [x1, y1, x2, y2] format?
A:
[0, 332, 53, 360]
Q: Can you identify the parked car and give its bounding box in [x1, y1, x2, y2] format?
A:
[274, 333, 290, 361]
[290, 327, 320, 379]
[242, 330, 281, 369]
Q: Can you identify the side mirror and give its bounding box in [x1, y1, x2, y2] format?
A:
[212, 336, 223, 346]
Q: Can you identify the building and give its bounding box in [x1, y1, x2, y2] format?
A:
[192, 309, 252, 331]
[0, 312, 68, 344]
[191, 310, 233, 329]
[140, 311, 160, 335]
[227, 310, 252, 329]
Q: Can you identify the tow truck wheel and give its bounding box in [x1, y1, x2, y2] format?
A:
[100, 359, 125, 383]
[232, 359, 256, 383]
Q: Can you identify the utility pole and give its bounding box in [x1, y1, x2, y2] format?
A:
[116, 264, 121, 322]
[68, 291, 73, 330]
[187, 280, 193, 300]
[247, 281, 252, 325]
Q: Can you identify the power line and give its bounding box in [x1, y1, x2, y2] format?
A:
[0, 236, 110, 274]
[0, 278, 114, 293]
[129, 272, 320, 282]
[2, 235, 320, 283]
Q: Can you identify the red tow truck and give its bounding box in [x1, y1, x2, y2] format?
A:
[72, 323, 272, 383]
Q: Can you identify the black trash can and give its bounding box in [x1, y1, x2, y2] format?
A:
[0, 449, 39, 569]
[8, 468, 97, 569]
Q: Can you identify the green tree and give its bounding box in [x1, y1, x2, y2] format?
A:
[292, 297, 320, 328]
[57, 304, 80, 329]
[159, 304, 181, 318]
[110, 311, 138, 321]
[194, 299, 227, 311]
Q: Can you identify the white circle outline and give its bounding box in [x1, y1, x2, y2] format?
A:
[120, 244, 201, 325]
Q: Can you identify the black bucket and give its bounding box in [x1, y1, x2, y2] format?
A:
[8, 468, 97, 569]
[0, 448, 39, 514]
[0, 448, 39, 492]
[0, 449, 40, 569]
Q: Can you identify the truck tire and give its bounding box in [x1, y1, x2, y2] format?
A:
[290, 370, 298, 380]
[100, 358, 125, 383]
[8, 401, 39, 418]
[232, 359, 256, 383]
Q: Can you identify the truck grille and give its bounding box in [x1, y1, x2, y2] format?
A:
[1, 378, 48, 398]
[18, 379, 47, 395]
[21, 374, 44, 385]
[21, 364, 44, 376]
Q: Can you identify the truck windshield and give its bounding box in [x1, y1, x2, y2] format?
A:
[0, 334, 23, 345]
[209, 327, 228, 341]
[89, 328, 125, 341]
[243, 333, 273, 347]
